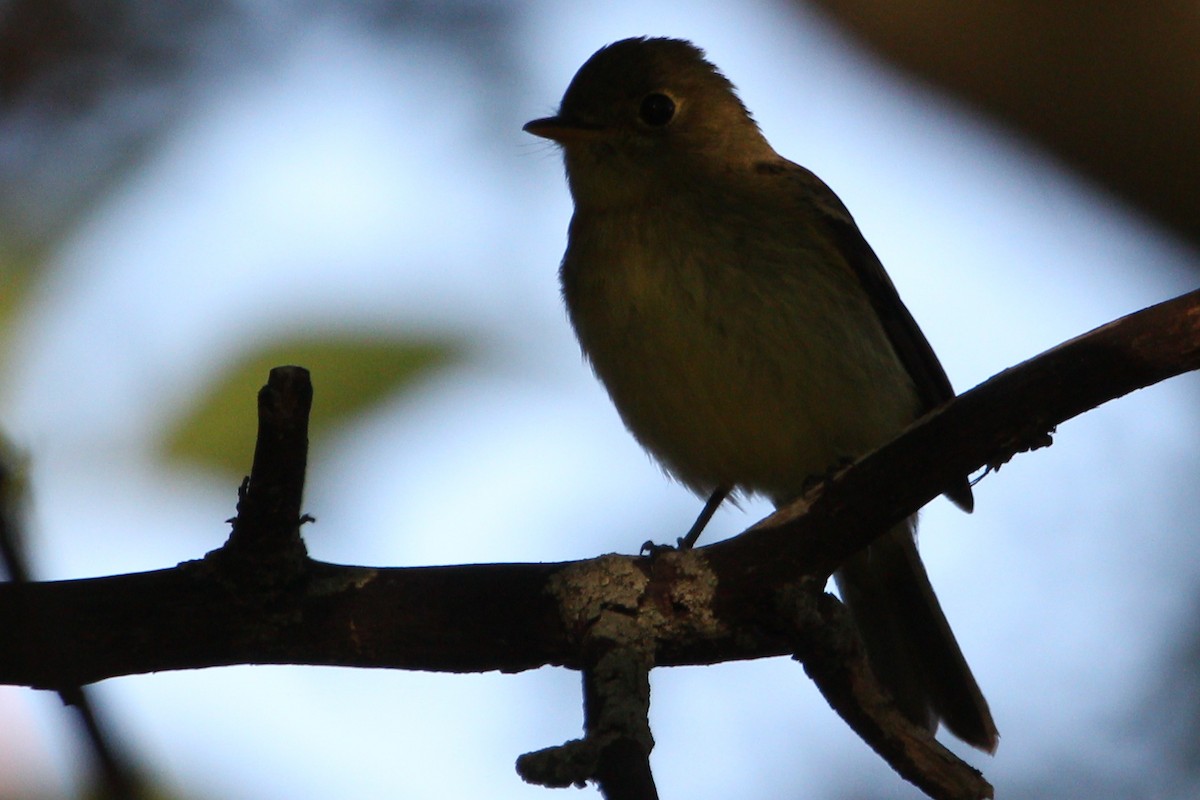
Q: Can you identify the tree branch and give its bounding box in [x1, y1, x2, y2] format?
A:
[0, 289, 1196, 799]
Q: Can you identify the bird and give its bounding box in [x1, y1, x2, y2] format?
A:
[523, 36, 997, 753]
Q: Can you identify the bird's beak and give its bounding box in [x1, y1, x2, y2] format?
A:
[523, 115, 605, 143]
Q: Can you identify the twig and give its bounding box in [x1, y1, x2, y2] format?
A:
[223, 365, 312, 563]
[786, 588, 993, 800]
[0, 442, 145, 799]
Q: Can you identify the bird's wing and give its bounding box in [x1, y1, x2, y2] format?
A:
[783, 162, 974, 511]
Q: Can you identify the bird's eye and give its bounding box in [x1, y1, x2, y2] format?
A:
[638, 93, 676, 127]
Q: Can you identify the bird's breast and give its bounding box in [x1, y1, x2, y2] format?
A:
[560, 203, 919, 503]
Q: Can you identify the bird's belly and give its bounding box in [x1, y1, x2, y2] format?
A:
[564, 237, 920, 502]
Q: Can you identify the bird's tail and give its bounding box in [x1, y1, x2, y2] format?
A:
[834, 521, 998, 752]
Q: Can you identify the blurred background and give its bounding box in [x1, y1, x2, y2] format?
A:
[0, 0, 1198, 798]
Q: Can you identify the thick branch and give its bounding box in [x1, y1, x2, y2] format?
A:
[0, 290, 1195, 689]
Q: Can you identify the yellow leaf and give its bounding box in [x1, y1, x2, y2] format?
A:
[163, 336, 457, 475]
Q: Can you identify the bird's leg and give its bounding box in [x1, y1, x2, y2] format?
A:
[640, 486, 731, 556]
[679, 486, 731, 548]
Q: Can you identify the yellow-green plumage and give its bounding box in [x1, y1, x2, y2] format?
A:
[527, 36, 996, 752]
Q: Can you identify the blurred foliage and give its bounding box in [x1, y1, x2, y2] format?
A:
[0, 429, 30, 582]
[0, 0, 500, 481]
[0, 251, 38, 363]
[164, 337, 459, 476]
[0, 0, 234, 252]
[806, 0, 1200, 250]
[0, 1, 499, 797]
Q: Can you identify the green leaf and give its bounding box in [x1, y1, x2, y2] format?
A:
[0, 251, 44, 368]
[163, 336, 458, 475]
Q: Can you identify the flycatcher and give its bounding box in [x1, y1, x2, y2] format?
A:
[524, 36, 996, 752]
